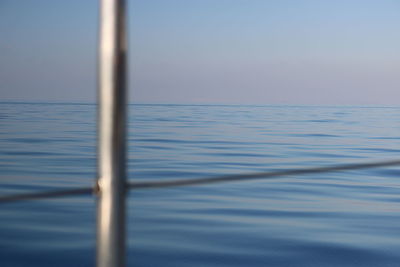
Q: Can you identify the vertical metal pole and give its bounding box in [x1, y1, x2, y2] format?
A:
[97, 0, 127, 267]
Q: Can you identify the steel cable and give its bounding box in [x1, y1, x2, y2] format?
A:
[1, 159, 400, 203]
[128, 159, 400, 189]
[0, 187, 94, 203]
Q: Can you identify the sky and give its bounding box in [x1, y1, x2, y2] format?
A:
[1, 0, 399, 105]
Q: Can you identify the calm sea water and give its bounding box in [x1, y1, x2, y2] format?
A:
[1, 103, 400, 267]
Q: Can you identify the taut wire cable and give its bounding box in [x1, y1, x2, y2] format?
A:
[1, 159, 400, 203]
[128, 159, 400, 189]
[0, 187, 94, 203]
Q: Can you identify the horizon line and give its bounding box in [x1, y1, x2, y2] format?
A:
[0, 100, 399, 108]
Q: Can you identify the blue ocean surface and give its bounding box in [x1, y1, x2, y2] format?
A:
[1, 103, 400, 267]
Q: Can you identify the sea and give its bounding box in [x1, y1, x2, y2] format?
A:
[1, 102, 400, 267]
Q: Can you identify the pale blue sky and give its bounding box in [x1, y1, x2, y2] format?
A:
[1, 0, 399, 104]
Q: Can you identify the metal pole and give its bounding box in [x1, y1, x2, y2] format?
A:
[96, 0, 127, 266]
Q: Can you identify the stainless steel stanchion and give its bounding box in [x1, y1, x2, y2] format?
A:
[96, 0, 127, 266]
